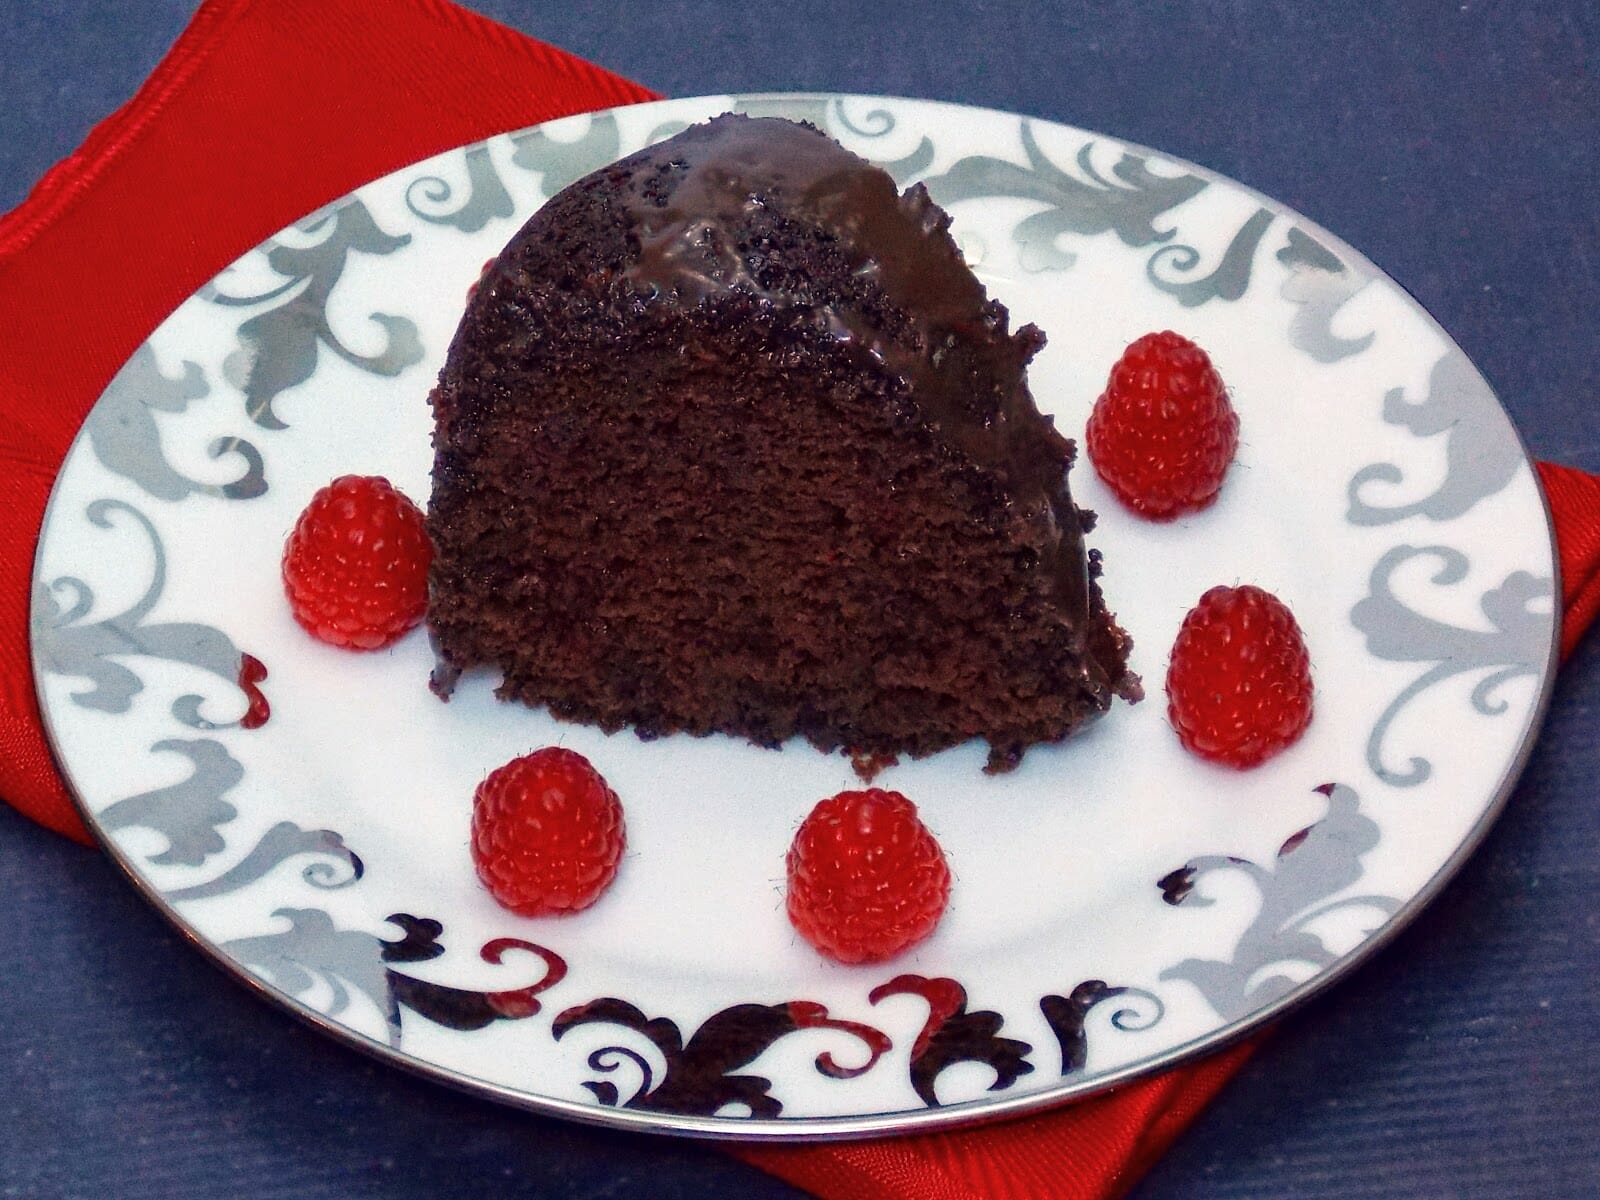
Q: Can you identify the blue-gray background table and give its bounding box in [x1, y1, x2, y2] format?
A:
[2, 2, 1595, 1197]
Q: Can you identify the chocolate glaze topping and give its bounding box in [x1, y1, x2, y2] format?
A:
[616, 114, 1092, 636]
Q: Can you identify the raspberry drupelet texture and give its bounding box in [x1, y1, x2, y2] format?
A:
[785, 788, 951, 964]
[1165, 584, 1314, 768]
[281, 474, 432, 650]
[1086, 331, 1240, 519]
[471, 748, 626, 916]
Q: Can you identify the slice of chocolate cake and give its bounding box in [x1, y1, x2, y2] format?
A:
[427, 114, 1140, 772]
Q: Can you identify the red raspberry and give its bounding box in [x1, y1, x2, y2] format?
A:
[281, 475, 432, 650]
[471, 748, 626, 916]
[1166, 585, 1314, 768]
[786, 789, 951, 964]
[1085, 331, 1240, 519]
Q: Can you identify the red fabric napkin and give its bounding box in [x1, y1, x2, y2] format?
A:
[2, 2, 1594, 1198]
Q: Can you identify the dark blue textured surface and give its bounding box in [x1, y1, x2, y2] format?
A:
[2, 2, 1597, 1198]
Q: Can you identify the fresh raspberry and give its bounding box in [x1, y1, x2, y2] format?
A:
[1166, 585, 1313, 768]
[281, 475, 432, 650]
[786, 789, 951, 964]
[471, 748, 626, 916]
[1085, 331, 1240, 519]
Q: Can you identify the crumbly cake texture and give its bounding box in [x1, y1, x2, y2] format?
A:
[426, 114, 1140, 772]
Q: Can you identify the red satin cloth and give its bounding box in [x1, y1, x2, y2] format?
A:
[2, 3, 1594, 1198]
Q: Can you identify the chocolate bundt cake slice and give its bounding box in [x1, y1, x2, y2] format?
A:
[426, 114, 1140, 772]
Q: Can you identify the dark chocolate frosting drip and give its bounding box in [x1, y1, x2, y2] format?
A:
[617, 115, 1092, 636]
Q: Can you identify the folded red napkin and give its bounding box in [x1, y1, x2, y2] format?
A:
[2, 2, 1594, 1198]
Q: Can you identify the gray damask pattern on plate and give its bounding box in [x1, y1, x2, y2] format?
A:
[87, 345, 266, 502]
[166, 821, 362, 902]
[1347, 348, 1525, 525]
[405, 141, 518, 234]
[1351, 547, 1550, 788]
[32, 498, 255, 729]
[97, 737, 243, 867]
[923, 123, 1209, 273]
[31, 94, 1558, 1140]
[1277, 227, 1376, 363]
[207, 200, 424, 430]
[1145, 205, 1276, 307]
[1159, 783, 1400, 1022]
[510, 112, 626, 198]
[920, 120, 1385, 363]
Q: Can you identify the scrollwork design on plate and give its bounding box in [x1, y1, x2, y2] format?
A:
[222, 910, 563, 1046]
[827, 98, 935, 183]
[1158, 783, 1400, 1022]
[509, 112, 623, 199]
[923, 124, 1382, 359]
[1351, 546, 1549, 787]
[1277, 227, 1375, 363]
[551, 997, 891, 1117]
[97, 737, 242, 867]
[166, 821, 362, 902]
[404, 142, 515, 233]
[385, 925, 567, 1030]
[1347, 350, 1523, 525]
[86, 345, 265, 502]
[1038, 981, 1165, 1076]
[505, 111, 695, 206]
[922, 122, 1207, 272]
[175, 652, 271, 731]
[32, 499, 266, 729]
[868, 975, 1034, 1108]
[206, 200, 424, 430]
[1146, 206, 1275, 307]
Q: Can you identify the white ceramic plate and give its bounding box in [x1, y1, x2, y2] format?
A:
[31, 94, 1558, 1139]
